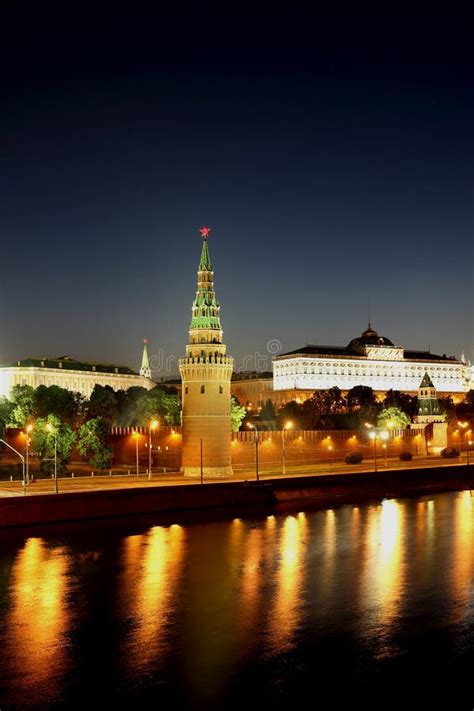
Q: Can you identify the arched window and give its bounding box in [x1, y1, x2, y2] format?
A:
[185, 386, 188, 395]
[219, 385, 223, 394]
[200, 385, 205, 394]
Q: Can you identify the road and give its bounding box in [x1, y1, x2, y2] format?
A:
[0, 455, 469, 497]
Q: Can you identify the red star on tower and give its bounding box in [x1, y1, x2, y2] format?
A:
[199, 226, 211, 238]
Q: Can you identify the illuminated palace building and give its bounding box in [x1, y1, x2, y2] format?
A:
[232, 324, 471, 409]
[0, 342, 155, 399]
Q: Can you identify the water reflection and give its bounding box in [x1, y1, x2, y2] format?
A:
[361, 499, 405, 656]
[4, 537, 71, 701]
[1, 491, 474, 707]
[119, 524, 185, 671]
[451, 491, 474, 623]
[267, 512, 307, 654]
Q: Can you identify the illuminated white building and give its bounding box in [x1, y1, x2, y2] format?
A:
[273, 324, 469, 396]
[0, 349, 155, 399]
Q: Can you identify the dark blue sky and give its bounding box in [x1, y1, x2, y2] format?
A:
[0, 5, 472, 377]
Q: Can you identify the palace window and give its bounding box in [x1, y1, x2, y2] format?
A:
[200, 385, 205, 394]
[219, 385, 223, 394]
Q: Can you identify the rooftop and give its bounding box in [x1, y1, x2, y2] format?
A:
[1, 355, 139, 376]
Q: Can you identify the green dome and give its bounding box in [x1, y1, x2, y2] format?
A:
[347, 325, 394, 349]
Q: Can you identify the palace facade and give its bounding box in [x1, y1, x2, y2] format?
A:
[232, 324, 471, 409]
[0, 347, 155, 399]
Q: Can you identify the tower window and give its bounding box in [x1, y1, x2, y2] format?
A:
[185, 386, 188, 394]
[219, 385, 223, 394]
[200, 385, 205, 394]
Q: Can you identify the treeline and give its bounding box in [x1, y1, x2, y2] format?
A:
[0, 383, 181, 431]
[0, 383, 181, 475]
[250, 386, 474, 430]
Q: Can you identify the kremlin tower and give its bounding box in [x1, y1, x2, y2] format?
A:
[179, 227, 233, 477]
[139, 339, 151, 379]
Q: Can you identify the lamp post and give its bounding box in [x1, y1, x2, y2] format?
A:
[148, 419, 159, 480]
[0, 439, 26, 488]
[368, 430, 378, 472]
[458, 421, 468, 461]
[366, 424, 389, 473]
[133, 431, 140, 478]
[328, 443, 333, 469]
[247, 422, 260, 481]
[25, 423, 33, 484]
[281, 420, 293, 476]
[46, 423, 58, 494]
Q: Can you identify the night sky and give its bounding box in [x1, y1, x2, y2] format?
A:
[1, 5, 472, 378]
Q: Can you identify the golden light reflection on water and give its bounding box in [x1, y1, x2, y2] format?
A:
[120, 524, 185, 669]
[268, 512, 307, 654]
[451, 491, 474, 622]
[6, 537, 71, 693]
[236, 526, 266, 655]
[361, 499, 404, 653]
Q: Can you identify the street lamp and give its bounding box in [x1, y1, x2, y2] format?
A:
[247, 422, 260, 481]
[458, 421, 468, 461]
[368, 430, 377, 471]
[281, 420, 293, 475]
[46, 423, 58, 494]
[367, 426, 389, 472]
[133, 431, 141, 478]
[148, 419, 159, 480]
[25, 423, 33, 484]
[0, 439, 26, 489]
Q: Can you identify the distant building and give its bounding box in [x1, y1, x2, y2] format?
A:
[232, 324, 470, 410]
[273, 323, 468, 397]
[0, 344, 155, 399]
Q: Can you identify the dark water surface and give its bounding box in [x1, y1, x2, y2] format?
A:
[1, 491, 474, 709]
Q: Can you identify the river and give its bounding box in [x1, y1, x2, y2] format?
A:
[1, 491, 473, 709]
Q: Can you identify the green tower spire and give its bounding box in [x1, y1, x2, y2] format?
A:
[199, 235, 212, 271]
[140, 339, 151, 379]
[188, 227, 223, 344]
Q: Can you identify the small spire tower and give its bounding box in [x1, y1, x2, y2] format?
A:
[179, 227, 233, 477]
[140, 339, 151, 379]
[415, 372, 445, 423]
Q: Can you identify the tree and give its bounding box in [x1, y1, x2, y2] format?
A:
[260, 399, 276, 422]
[87, 385, 119, 424]
[0, 397, 13, 435]
[439, 396, 456, 424]
[277, 401, 307, 429]
[8, 385, 35, 426]
[78, 417, 113, 470]
[231, 397, 246, 432]
[383, 390, 417, 418]
[377, 406, 410, 430]
[301, 392, 327, 428]
[30, 415, 76, 476]
[456, 390, 474, 420]
[33, 385, 83, 424]
[127, 388, 181, 426]
[347, 386, 377, 411]
[323, 387, 347, 414]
